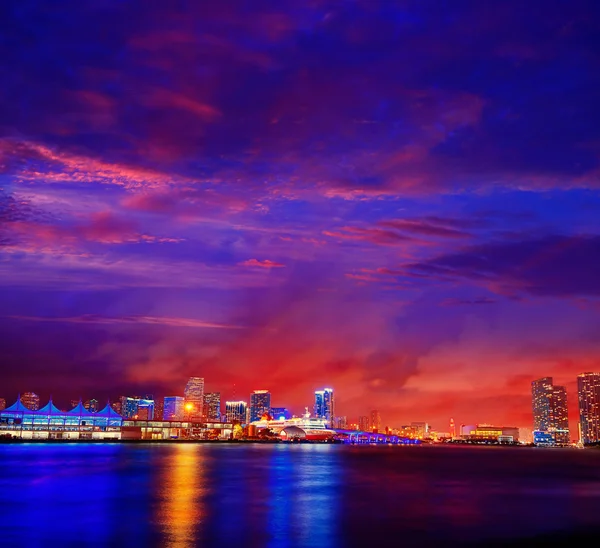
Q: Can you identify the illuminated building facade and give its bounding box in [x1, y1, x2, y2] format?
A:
[577, 372, 600, 445]
[370, 410, 381, 433]
[0, 398, 122, 440]
[411, 422, 429, 438]
[335, 416, 348, 429]
[250, 390, 271, 422]
[0, 398, 5, 411]
[84, 399, 99, 413]
[358, 416, 370, 431]
[164, 396, 185, 421]
[461, 424, 520, 442]
[21, 392, 40, 411]
[184, 377, 204, 419]
[314, 388, 334, 426]
[531, 377, 570, 445]
[271, 407, 290, 420]
[203, 392, 221, 421]
[225, 401, 247, 423]
[119, 396, 154, 420]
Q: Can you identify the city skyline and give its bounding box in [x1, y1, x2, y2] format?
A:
[1, 1, 599, 432]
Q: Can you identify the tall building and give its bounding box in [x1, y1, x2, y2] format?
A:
[370, 410, 381, 433]
[531, 377, 570, 445]
[314, 388, 334, 426]
[203, 392, 221, 421]
[358, 416, 370, 431]
[0, 398, 5, 411]
[577, 372, 600, 445]
[250, 390, 271, 422]
[163, 396, 185, 421]
[335, 416, 348, 429]
[184, 377, 204, 418]
[111, 401, 122, 414]
[154, 398, 164, 422]
[21, 392, 40, 411]
[225, 401, 247, 423]
[137, 397, 155, 420]
[411, 422, 429, 438]
[119, 396, 154, 419]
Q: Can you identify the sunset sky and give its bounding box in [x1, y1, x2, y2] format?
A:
[1, 1, 599, 431]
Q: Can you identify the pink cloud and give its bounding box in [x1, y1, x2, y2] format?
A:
[239, 259, 285, 268]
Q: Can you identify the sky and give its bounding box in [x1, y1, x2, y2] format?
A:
[1, 1, 599, 431]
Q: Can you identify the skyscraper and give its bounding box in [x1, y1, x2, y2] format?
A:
[358, 415, 370, 431]
[163, 396, 185, 421]
[577, 372, 600, 445]
[0, 398, 5, 411]
[531, 377, 569, 445]
[203, 392, 221, 421]
[184, 377, 204, 418]
[21, 392, 40, 411]
[314, 388, 334, 426]
[225, 401, 247, 423]
[250, 390, 271, 422]
[371, 409, 381, 433]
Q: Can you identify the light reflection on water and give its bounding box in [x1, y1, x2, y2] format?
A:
[2, 444, 600, 546]
[154, 444, 206, 547]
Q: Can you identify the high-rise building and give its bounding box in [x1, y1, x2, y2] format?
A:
[335, 416, 348, 429]
[120, 396, 139, 419]
[531, 377, 570, 445]
[119, 396, 154, 419]
[271, 407, 290, 420]
[0, 398, 5, 411]
[137, 397, 155, 420]
[184, 377, 204, 418]
[111, 401, 122, 414]
[250, 390, 271, 422]
[154, 398, 164, 422]
[21, 392, 40, 411]
[577, 372, 600, 445]
[203, 392, 221, 421]
[358, 416, 370, 431]
[225, 401, 247, 423]
[84, 399, 99, 413]
[370, 410, 381, 433]
[163, 396, 185, 421]
[314, 388, 334, 426]
[411, 422, 429, 438]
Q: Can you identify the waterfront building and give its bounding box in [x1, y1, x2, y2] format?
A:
[184, 377, 204, 419]
[314, 388, 334, 426]
[111, 401, 122, 414]
[163, 396, 185, 421]
[84, 399, 99, 413]
[203, 392, 221, 421]
[411, 422, 429, 439]
[370, 410, 381, 433]
[21, 392, 40, 411]
[577, 372, 600, 444]
[461, 424, 520, 442]
[0, 398, 122, 440]
[531, 377, 570, 445]
[271, 407, 290, 420]
[225, 401, 247, 424]
[0, 398, 5, 411]
[358, 415, 370, 431]
[250, 390, 271, 422]
[137, 397, 155, 420]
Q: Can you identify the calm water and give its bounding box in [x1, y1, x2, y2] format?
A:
[2, 443, 600, 547]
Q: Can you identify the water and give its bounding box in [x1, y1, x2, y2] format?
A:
[1, 443, 600, 547]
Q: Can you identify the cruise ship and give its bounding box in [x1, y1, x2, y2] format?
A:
[251, 408, 336, 440]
